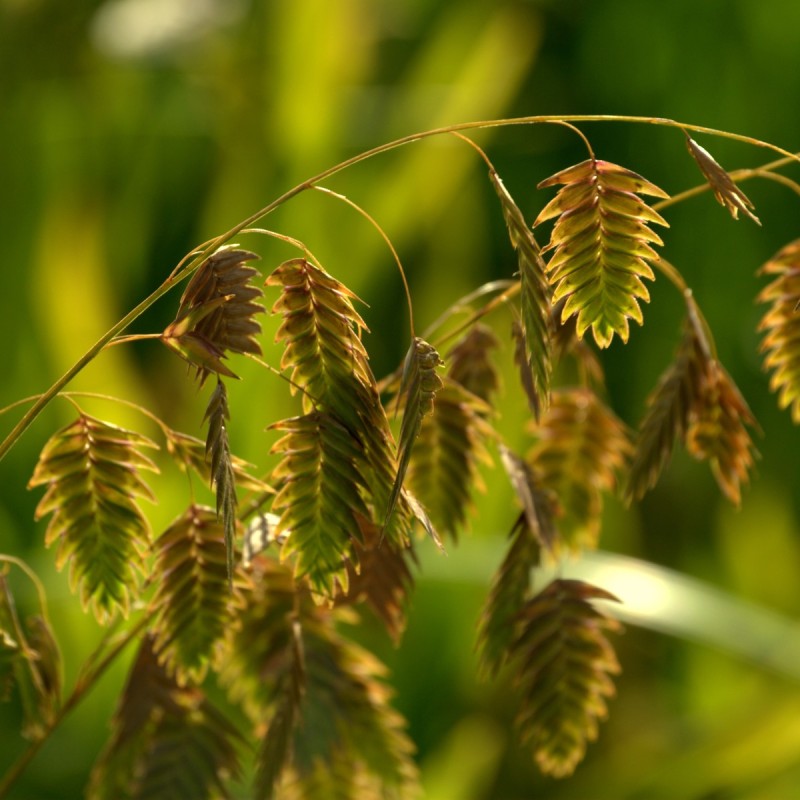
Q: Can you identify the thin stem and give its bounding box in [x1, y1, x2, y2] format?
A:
[450, 131, 495, 169]
[655, 160, 800, 212]
[0, 268, 195, 463]
[0, 395, 49, 418]
[647, 260, 717, 361]
[553, 120, 595, 159]
[654, 257, 690, 295]
[2, 114, 796, 463]
[685, 290, 718, 362]
[167, 244, 210, 282]
[105, 333, 163, 348]
[242, 352, 324, 410]
[423, 278, 518, 335]
[377, 280, 520, 394]
[748, 169, 800, 197]
[0, 557, 50, 623]
[60, 392, 173, 437]
[312, 185, 416, 339]
[238, 227, 316, 261]
[433, 281, 522, 351]
[61, 395, 83, 416]
[0, 614, 148, 800]
[0, 575, 41, 695]
[164, 116, 800, 294]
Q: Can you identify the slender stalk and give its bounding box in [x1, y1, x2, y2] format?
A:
[553, 120, 596, 159]
[0, 269, 194, 463]
[450, 130, 495, 170]
[376, 280, 519, 394]
[429, 281, 521, 350]
[655, 158, 800, 212]
[422, 278, 518, 342]
[685, 290, 719, 362]
[0, 576, 41, 696]
[739, 168, 800, 197]
[312, 185, 417, 339]
[2, 114, 796, 463]
[243, 352, 323, 408]
[654, 257, 690, 295]
[105, 333, 163, 348]
[239, 227, 314, 260]
[0, 557, 50, 623]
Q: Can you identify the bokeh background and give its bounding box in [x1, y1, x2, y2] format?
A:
[3, 0, 800, 797]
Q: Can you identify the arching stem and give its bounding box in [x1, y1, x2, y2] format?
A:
[312, 185, 417, 339]
[2, 114, 796, 462]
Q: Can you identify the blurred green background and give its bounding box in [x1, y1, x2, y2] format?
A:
[4, 0, 800, 797]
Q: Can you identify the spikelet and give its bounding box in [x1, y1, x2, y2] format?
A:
[218, 558, 419, 799]
[88, 636, 242, 800]
[529, 388, 632, 551]
[28, 415, 158, 622]
[758, 240, 800, 421]
[510, 579, 621, 778]
[686, 135, 760, 224]
[150, 505, 235, 684]
[491, 170, 553, 415]
[162, 247, 264, 384]
[535, 159, 669, 348]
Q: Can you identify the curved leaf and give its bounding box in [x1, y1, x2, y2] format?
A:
[534, 159, 669, 348]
